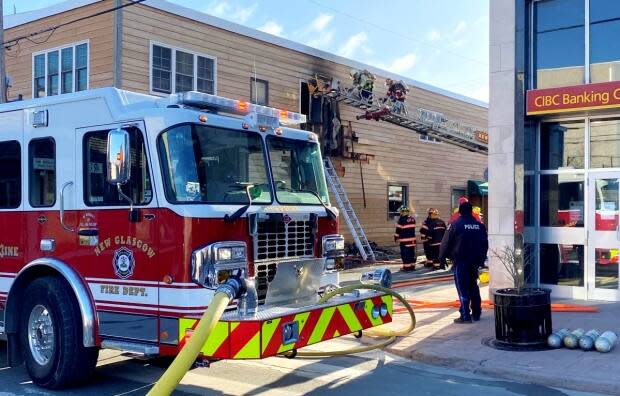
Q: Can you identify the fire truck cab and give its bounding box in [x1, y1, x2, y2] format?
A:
[0, 88, 392, 389]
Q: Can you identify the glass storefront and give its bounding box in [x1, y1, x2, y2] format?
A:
[525, 117, 620, 300]
[524, 1, 620, 300]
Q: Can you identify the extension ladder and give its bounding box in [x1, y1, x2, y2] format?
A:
[324, 157, 375, 261]
[329, 88, 488, 154]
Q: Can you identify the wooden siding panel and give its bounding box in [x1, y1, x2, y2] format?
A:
[4, 1, 115, 100]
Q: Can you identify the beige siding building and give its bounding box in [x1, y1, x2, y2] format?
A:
[4, 0, 488, 247]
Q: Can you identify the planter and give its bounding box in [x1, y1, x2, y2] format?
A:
[493, 287, 552, 347]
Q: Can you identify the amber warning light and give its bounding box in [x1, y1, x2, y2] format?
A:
[170, 91, 307, 126]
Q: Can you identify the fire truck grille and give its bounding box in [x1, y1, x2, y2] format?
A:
[255, 262, 277, 304]
[255, 220, 315, 261]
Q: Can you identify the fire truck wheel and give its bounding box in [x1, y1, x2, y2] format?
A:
[19, 276, 99, 389]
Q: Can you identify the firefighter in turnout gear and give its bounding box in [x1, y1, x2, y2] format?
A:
[420, 208, 447, 270]
[394, 206, 417, 272]
[440, 202, 488, 323]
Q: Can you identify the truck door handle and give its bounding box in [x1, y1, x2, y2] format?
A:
[60, 181, 76, 232]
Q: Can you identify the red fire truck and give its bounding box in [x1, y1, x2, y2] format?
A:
[0, 88, 392, 388]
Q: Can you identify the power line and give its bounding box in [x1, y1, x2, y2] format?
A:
[305, 0, 488, 67]
[3, 0, 146, 49]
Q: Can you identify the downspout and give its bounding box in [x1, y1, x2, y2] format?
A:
[113, 0, 123, 88]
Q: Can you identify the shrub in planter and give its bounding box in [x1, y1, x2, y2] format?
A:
[492, 245, 552, 348]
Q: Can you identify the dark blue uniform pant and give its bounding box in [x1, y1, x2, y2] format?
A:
[400, 244, 416, 265]
[454, 261, 481, 320]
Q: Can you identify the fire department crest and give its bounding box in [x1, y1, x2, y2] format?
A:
[113, 247, 135, 279]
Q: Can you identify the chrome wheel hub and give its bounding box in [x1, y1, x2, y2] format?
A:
[28, 304, 55, 366]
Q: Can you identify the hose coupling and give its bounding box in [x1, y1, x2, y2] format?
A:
[360, 268, 393, 288]
[216, 277, 244, 300]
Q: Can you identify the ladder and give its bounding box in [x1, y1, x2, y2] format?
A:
[324, 157, 375, 261]
[328, 88, 488, 154]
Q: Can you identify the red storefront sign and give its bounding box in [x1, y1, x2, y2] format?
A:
[526, 81, 620, 115]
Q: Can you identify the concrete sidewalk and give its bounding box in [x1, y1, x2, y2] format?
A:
[378, 282, 620, 395]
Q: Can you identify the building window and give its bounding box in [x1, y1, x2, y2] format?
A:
[0, 140, 21, 209]
[250, 78, 268, 106]
[83, 128, 152, 206]
[533, 0, 585, 88]
[419, 134, 442, 144]
[388, 184, 408, 218]
[540, 243, 584, 287]
[590, 118, 620, 168]
[590, 1, 620, 83]
[540, 120, 585, 170]
[540, 174, 584, 227]
[29, 138, 56, 207]
[32, 42, 88, 98]
[151, 43, 216, 95]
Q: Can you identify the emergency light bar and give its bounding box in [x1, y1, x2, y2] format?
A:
[169, 91, 307, 126]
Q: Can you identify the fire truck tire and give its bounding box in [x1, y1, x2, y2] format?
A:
[19, 276, 99, 389]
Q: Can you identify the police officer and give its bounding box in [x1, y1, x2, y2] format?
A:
[420, 208, 447, 270]
[394, 206, 416, 272]
[439, 202, 488, 323]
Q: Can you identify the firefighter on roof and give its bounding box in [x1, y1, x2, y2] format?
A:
[394, 206, 417, 272]
[420, 208, 447, 270]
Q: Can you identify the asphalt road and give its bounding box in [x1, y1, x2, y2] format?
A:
[0, 337, 605, 396]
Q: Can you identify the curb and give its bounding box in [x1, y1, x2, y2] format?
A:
[384, 345, 619, 395]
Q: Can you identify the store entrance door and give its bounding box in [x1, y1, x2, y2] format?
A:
[588, 173, 620, 301]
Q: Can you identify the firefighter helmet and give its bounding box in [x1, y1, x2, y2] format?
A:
[398, 206, 410, 214]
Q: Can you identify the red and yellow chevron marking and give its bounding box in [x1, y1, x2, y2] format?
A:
[178, 294, 392, 359]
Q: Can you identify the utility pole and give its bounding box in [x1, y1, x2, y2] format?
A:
[0, 0, 6, 103]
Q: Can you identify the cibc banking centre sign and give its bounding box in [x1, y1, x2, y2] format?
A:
[526, 81, 620, 115]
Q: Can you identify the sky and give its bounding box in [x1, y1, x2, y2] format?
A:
[4, 0, 490, 102]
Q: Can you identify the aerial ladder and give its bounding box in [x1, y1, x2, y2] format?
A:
[328, 87, 488, 154]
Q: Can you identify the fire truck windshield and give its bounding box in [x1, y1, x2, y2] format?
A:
[266, 135, 329, 205]
[158, 124, 272, 204]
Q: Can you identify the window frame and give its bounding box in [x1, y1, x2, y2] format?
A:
[82, 128, 153, 207]
[32, 40, 89, 98]
[28, 137, 56, 208]
[149, 41, 217, 96]
[250, 77, 269, 106]
[387, 183, 409, 219]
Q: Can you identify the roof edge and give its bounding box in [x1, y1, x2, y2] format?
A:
[143, 0, 488, 109]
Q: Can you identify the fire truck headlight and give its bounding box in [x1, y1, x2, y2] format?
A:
[191, 242, 248, 288]
[322, 235, 345, 272]
[216, 246, 246, 261]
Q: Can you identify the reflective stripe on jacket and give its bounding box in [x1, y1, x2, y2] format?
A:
[395, 215, 416, 246]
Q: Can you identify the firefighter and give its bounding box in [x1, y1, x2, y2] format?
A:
[349, 69, 375, 102]
[449, 196, 482, 224]
[394, 206, 417, 272]
[439, 202, 488, 323]
[382, 78, 409, 115]
[420, 208, 447, 270]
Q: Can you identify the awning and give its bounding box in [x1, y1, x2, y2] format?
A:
[468, 180, 488, 196]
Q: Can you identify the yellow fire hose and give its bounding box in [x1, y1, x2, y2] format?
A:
[147, 283, 415, 395]
[147, 291, 231, 396]
[294, 284, 416, 357]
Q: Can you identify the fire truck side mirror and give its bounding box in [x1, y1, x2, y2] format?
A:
[106, 128, 131, 185]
